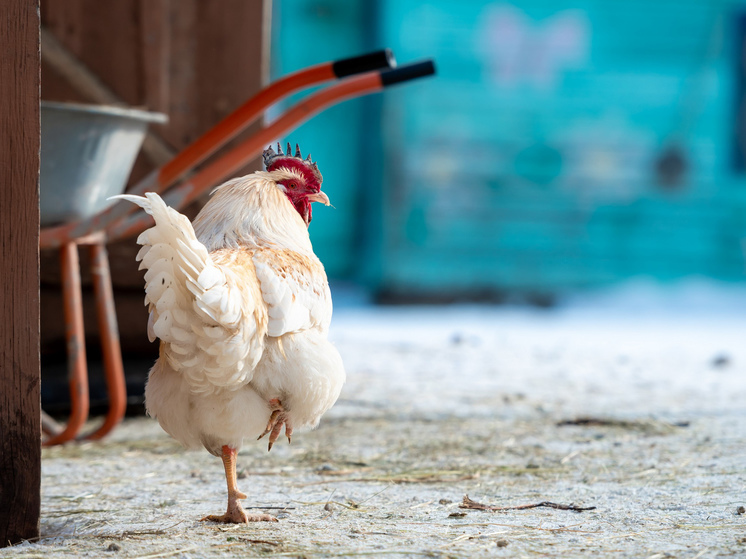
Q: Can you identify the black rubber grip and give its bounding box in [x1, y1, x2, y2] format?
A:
[380, 60, 436, 87]
[332, 49, 396, 78]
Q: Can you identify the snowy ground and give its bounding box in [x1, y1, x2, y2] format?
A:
[3, 279, 746, 558]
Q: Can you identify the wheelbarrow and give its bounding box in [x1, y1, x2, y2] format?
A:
[40, 49, 435, 445]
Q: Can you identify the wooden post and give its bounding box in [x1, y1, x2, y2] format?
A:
[0, 0, 41, 547]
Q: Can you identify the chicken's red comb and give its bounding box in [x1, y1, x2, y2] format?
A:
[262, 142, 322, 184]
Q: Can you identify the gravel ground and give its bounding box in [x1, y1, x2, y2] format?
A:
[3, 282, 746, 558]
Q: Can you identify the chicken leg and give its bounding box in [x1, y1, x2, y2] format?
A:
[200, 445, 278, 523]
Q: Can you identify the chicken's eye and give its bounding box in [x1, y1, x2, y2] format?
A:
[289, 183, 297, 190]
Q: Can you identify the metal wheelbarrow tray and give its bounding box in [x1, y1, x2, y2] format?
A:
[40, 101, 167, 227]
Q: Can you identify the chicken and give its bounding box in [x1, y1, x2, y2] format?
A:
[115, 143, 345, 523]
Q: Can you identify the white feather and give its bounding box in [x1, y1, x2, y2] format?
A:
[114, 192, 262, 394]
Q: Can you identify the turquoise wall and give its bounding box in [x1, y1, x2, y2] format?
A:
[270, 0, 377, 278]
[273, 0, 746, 298]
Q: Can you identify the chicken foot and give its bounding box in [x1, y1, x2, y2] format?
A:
[258, 398, 293, 451]
[200, 445, 278, 523]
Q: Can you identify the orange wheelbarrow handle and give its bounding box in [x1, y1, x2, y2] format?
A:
[39, 50, 396, 249]
[108, 60, 436, 240]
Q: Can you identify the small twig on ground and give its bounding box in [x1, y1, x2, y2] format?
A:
[118, 528, 169, 538]
[330, 501, 365, 511]
[556, 417, 636, 428]
[131, 546, 198, 559]
[556, 417, 689, 430]
[233, 538, 281, 546]
[460, 495, 596, 513]
[297, 472, 476, 486]
[356, 483, 393, 507]
[244, 506, 296, 510]
[44, 508, 110, 517]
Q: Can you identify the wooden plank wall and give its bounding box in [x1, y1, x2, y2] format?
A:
[39, 0, 270, 353]
[0, 0, 41, 547]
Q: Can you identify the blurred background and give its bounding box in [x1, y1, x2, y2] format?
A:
[38, 0, 746, 412]
[274, 0, 746, 303]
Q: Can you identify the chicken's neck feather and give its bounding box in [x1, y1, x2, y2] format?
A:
[192, 172, 314, 254]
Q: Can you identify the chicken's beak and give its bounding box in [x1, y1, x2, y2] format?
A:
[306, 190, 330, 206]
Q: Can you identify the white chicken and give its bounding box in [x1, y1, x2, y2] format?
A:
[116, 143, 345, 523]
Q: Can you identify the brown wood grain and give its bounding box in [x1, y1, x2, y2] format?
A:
[44, 0, 142, 104]
[139, 0, 171, 115]
[0, 0, 41, 547]
[192, 0, 267, 178]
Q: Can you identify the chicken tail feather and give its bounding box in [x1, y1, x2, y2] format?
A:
[115, 192, 258, 393]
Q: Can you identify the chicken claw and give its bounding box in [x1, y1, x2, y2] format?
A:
[258, 398, 293, 451]
[200, 506, 278, 524]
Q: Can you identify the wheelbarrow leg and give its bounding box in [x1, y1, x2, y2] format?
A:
[84, 240, 127, 440]
[41, 410, 63, 437]
[44, 242, 89, 445]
